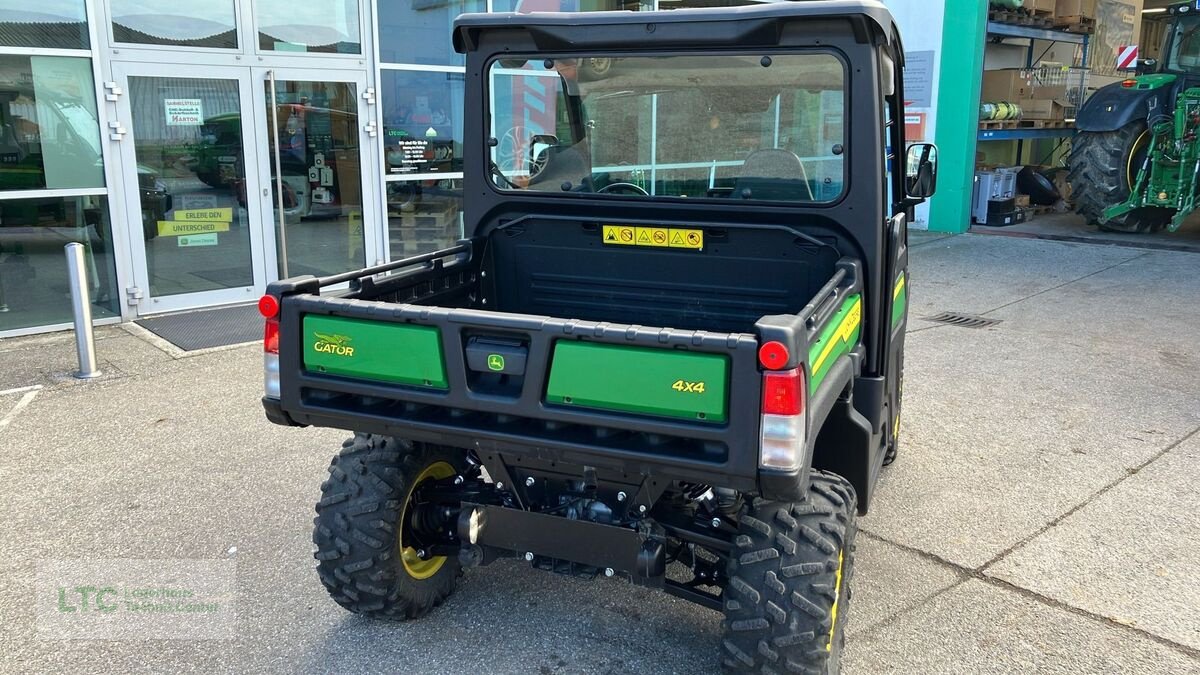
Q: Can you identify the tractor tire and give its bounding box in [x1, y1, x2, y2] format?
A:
[721, 471, 858, 675]
[1068, 122, 1172, 234]
[313, 433, 465, 620]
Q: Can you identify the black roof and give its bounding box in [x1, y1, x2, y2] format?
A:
[453, 1, 901, 54]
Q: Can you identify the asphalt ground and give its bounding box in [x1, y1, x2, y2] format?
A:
[2, 231, 1198, 674]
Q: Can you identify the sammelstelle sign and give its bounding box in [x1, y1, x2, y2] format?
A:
[165, 99, 203, 126]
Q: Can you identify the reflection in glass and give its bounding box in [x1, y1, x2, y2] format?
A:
[490, 0, 650, 10]
[387, 179, 462, 260]
[256, 0, 361, 54]
[110, 0, 238, 49]
[378, 0, 482, 65]
[127, 76, 254, 297]
[0, 196, 118, 331]
[381, 70, 464, 176]
[0, 55, 104, 191]
[0, 1, 89, 49]
[265, 80, 364, 278]
[489, 54, 846, 202]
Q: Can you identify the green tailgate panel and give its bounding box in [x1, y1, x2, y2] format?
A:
[545, 342, 728, 423]
[303, 315, 447, 389]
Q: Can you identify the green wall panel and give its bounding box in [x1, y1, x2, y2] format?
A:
[930, 3, 988, 233]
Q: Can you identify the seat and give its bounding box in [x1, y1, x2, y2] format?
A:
[733, 148, 814, 201]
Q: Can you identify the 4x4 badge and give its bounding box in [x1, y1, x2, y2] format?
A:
[487, 354, 505, 371]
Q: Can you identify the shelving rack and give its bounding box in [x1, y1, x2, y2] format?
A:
[978, 21, 1090, 147]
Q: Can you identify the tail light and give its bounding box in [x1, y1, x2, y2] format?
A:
[263, 317, 280, 355]
[759, 368, 805, 471]
[260, 295, 281, 398]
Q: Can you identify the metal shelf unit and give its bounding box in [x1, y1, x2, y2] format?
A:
[978, 21, 1090, 143]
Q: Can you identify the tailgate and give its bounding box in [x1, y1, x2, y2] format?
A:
[275, 297, 762, 486]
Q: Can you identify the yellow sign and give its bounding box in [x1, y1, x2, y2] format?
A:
[602, 225, 703, 251]
[602, 225, 636, 246]
[157, 220, 231, 237]
[635, 227, 669, 247]
[173, 208, 233, 222]
[670, 228, 704, 250]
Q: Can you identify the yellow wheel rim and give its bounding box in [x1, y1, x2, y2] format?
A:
[399, 460, 456, 580]
[1127, 129, 1151, 188]
[826, 548, 845, 651]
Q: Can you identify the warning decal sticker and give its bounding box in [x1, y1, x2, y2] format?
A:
[602, 225, 703, 251]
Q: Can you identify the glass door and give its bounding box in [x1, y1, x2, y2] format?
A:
[252, 69, 377, 279]
[113, 63, 268, 313]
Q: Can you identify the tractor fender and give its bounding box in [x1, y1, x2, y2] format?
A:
[1075, 77, 1176, 133]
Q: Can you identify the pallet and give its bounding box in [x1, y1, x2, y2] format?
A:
[1053, 15, 1096, 34]
[1024, 204, 1059, 217]
[980, 120, 1018, 130]
[989, 9, 1054, 28]
[1015, 119, 1073, 129]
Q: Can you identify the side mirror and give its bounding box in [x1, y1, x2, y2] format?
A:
[905, 143, 938, 200]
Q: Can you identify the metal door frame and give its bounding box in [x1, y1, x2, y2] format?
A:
[250, 67, 380, 281]
[111, 61, 270, 315]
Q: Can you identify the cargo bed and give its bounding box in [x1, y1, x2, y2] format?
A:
[264, 217, 863, 492]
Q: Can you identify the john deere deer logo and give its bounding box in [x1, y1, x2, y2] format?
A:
[313, 333, 355, 357]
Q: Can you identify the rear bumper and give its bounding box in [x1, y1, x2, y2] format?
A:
[262, 396, 299, 427]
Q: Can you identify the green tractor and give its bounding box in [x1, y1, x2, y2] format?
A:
[1069, 1, 1200, 233]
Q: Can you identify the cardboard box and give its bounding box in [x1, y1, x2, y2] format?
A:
[1028, 0, 1057, 13]
[1031, 84, 1069, 100]
[1022, 99, 1069, 120]
[982, 69, 1033, 102]
[1055, 0, 1096, 20]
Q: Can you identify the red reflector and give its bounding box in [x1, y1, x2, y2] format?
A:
[1122, 80, 1137, 88]
[762, 368, 804, 416]
[758, 341, 790, 370]
[258, 294, 280, 318]
[264, 317, 280, 354]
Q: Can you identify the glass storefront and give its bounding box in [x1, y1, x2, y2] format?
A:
[255, 0, 361, 54]
[109, 0, 239, 49]
[0, 55, 104, 191]
[381, 70, 464, 177]
[387, 178, 462, 259]
[266, 78, 365, 278]
[377, 0, 483, 66]
[0, 195, 119, 331]
[0, 0, 768, 336]
[0, 1, 89, 50]
[125, 75, 255, 297]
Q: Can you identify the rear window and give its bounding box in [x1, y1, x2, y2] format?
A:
[487, 52, 846, 203]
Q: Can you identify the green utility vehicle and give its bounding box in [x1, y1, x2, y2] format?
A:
[1070, 1, 1200, 233]
[261, 3, 934, 671]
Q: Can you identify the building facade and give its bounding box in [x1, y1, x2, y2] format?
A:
[5, 0, 761, 337]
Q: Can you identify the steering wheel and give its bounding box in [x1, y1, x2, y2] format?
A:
[597, 182, 649, 196]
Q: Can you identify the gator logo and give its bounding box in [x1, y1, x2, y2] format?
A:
[313, 333, 355, 357]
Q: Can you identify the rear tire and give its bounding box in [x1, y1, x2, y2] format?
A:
[721, 471, 858, 674]
[313, 434, 465, 620]
[1068, 122, 1171, 234]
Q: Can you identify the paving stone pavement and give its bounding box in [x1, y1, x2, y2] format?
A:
[1, 232, 1197, 673]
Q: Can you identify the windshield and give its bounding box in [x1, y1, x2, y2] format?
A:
[488, 53, 846, 203]
[1168, 16, 1200, 73]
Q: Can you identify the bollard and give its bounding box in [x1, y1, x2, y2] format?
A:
[65, 243, 101, 379]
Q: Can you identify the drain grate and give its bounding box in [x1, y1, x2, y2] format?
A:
[924, 312, 1001, 329]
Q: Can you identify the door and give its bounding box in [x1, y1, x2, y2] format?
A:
[252, 69, 378, 280]
[114, 63, 269, 314]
